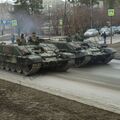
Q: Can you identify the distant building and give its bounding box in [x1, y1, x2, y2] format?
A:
[43, 0, 64, 11]
[99, 1, 104, 8]
[94, 1, 104, 8]
[0, 3, 14, 35]
[0, 3, 14, 19]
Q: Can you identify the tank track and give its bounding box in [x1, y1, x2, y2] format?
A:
[0, 63, 41, 76]
[102, 54, 114, 64]
[56, 61, 70, 72]
[75, 56, 91, 67]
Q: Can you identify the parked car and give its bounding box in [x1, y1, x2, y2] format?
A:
[99, 27, 111, 36]
[111, 26, 118, 34]
[84, 29, 99, 37]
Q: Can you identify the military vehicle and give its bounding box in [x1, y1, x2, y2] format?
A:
[39, 36, 92, 67]
[26, 43, 71, 71]
[39, 43, 75, 65]
[0, 43, 42, 76]
[81, 41, 116, 64]
[53, 42, 92, 67]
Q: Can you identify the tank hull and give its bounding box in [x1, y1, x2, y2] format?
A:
[26, 44, 71, 72]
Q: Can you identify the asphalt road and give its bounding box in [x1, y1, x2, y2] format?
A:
[0, 59, 120, 114]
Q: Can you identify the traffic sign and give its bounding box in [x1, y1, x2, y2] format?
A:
[6, 20, 12, 25]
[11, 20, 17, 27]
[108, 9, 115, 17]
[0, 20, 12, 25]
[2, 20, 7, 25]
[0, 20, 18, 26]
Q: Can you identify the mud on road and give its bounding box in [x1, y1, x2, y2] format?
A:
[0, 79, 120, 120]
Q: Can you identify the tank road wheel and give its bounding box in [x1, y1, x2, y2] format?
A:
[0, 63, 5, 69]
[22, 65, 32, 76]
[102, 57, 112, 64]
[75, 60, 82, 67]
[16, 65, 22, 74]
[101, 55, 113, 64]
[58, 63, 69, 72]
[5, 64, 10, 71]
[75, 56, 91, 67]
[61, 66, 69, 72]
[10, 64, 16, 72]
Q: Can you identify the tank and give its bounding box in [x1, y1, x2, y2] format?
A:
[81, 41, 116, 64]
[0, 43, 42, 76]
[26, 43, 71, 72]
[39, 36, 91, 67]
[39, 36, 116, 65]
[53, 41, 92, 67]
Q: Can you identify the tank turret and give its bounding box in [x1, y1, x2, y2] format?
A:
[81, 41, 116, 64]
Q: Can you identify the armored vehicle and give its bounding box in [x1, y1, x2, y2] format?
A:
[26, 43, 71, 71]
[39, 37, 91, 67]
[53, 42, 92, 67]
[40, 43, 75, 64]
[0, 44, 42, 75]
[81, 41, 116, 64]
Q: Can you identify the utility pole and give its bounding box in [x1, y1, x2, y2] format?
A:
[90, 0, 93, 28]
[48, 4, 52, 39]
[63, 0, 67, 36]
[73, 1, 76, 33]
[49, 5, 51, 39]
[110, 16, 113, 44]
[108, 0, 115, 44]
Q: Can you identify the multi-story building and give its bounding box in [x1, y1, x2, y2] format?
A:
[0, 3, 14, 35]
[94, 1, 104, 8]
[43, 0, 64, 11]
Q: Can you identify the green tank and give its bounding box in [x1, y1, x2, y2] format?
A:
[52, 41, 91, 67]
[39, 36, 91, 67]
[0, 43, 42, 76]
[39, 43, 75, 66]
[26, 43, 71, 72]
[81, 41, 116, 64]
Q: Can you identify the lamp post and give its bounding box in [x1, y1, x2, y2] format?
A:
[108, 0, 115, 44]
[110, 16, 112, 44]
[108, 9, 114, 44]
